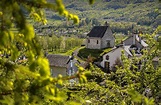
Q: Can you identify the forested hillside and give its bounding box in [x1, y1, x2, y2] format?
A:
[46, 0, 160, 34]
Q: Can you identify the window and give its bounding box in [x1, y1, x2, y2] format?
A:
[88, 39, 90, 43]
[97, 40, 99, 44]
[106, 55, 109, 60]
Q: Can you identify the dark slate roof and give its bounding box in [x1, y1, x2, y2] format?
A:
[87, 26, 108, 38]
[47, 54, 70, 67]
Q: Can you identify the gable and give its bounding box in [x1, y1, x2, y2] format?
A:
[101, 28, 114, 41]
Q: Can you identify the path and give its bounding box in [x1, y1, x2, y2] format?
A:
[73, 47, 86, 67]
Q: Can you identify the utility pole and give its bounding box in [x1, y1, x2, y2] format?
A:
[67, 52, 75, 85]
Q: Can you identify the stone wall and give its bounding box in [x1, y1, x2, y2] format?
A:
[86, 37, 101, 49]
[101, 28, 115, 49]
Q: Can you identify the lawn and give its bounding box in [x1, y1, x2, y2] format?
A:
[77, 47, 112, 61]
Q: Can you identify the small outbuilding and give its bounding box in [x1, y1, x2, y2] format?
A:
[47, 54, 78, 77]
[86, 23, 115, 49]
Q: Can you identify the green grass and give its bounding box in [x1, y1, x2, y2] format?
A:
[48, 47, 79, 56]
[63, 47, 79, 56]
[115, 33, 128, 45]
[78, 48, 103, 60]
[77, 47, 114, 61]
[100, 48, 112, 57]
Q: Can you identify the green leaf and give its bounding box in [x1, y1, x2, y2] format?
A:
[23, 24, 35, 41]
[38, 57, 50, 77]
[128, 89, 142, 103]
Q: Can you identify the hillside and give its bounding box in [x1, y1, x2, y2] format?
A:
[32, 0, 161, 36]
[46, 0, 160, 28]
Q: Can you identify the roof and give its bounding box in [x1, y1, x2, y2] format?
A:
[123, 34, 148, 47]
[124, 45, 133, 56]
[135, 35, 148, 47]
[102, 45, 139, 57]
[102, 46, 123, 57]
[47, 54, 70, 67]
[87, 26, 109, 38]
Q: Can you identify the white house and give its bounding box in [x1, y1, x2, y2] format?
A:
[47, 54, 78, 77]
[100, 45, 133, 71]
[86, 24, 115, 49]
[100, 33, 148, 71]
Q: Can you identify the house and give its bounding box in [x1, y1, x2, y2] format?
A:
[47, 54, 78, 77]
[100, 45, 131, 71]
[123, 33, 148, 49]
[100, 33, 148, 71]
[86, 23, 115, 49]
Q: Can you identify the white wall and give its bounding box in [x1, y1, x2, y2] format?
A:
[101, 28, 115, 48]
[86, 37, 101, 49]
[100, 47, 128, 70]
[50, 61, 78, 77]
[50, 66, 67, 77]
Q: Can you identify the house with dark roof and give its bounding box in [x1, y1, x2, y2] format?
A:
[47, 54, 78, 77]
[86, 23, 115, 49]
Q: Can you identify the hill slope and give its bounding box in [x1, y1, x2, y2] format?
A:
[44, 0, 160, 34]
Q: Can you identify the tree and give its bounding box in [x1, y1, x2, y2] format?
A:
[0, 0, 93, 104]
[111, 57, 123, 72]
[67, 27, 161, 104]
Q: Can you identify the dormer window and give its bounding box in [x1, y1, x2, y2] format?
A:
[106, 55, 109, 60]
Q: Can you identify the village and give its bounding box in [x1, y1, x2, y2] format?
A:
[0, 0, 161, 104]
[46, 22, 159, 78]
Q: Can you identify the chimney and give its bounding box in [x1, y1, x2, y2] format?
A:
[133, 34, 136, 45]
[104, 21, 109, 27]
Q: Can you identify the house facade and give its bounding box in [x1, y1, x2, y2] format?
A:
[100, 33, 148, 71]
[47, 54, 78, 77]
[86, 25, 115, 49]
[100, 46, 132, 71]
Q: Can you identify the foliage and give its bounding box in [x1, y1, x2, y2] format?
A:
[46, 0, 160, 34]
[68, 27, 161, 104]
[78, 48, 103, 61]
[114, 33, 127, 45]
[0, 0, 87, 104]
[36, 35, 83, 54]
